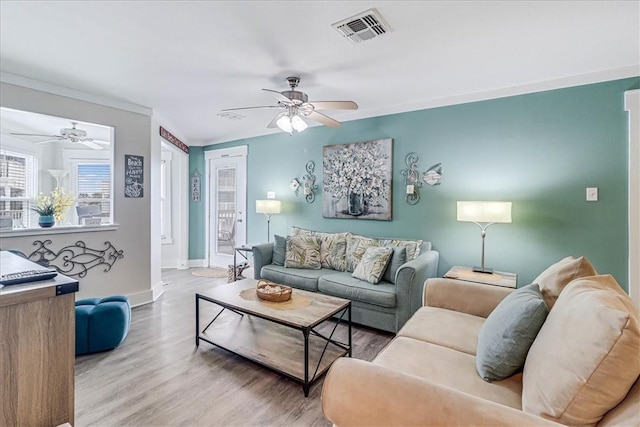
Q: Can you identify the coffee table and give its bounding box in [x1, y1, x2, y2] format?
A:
[195, 279, 351, 396]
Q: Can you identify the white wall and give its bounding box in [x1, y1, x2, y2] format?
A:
[0, 81, 161, 306]
[154, 120, 190, 270]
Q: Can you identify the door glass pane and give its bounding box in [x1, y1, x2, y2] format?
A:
[216, 167, 236, 255]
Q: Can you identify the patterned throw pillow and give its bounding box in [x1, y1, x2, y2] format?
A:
[284, 235, 321, 269]
[346, 234, 381, 272]
[378, 238, 423, 260]
[289, 227, 348, 271]
[352, 246, 394, 284]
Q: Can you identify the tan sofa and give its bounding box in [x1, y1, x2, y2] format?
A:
[322, 266, 640, 426]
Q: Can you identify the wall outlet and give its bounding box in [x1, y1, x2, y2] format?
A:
[586, 187, 598, 202]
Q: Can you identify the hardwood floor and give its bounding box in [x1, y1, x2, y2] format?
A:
[75, 268, 394, 426]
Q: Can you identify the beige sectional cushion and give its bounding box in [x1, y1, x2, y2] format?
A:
[598, 377, 640, 427]
[522, 275, 640, 427]
[373, 336, 523, 410]
[533, 256, 597, 308]
[398, 306, 485, 355]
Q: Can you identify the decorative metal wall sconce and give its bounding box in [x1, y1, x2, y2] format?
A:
[401, 153, 423, 205]
[290, 161, 319, 203]
[423, 163, 443, 186]
[401, 154, 444, 205]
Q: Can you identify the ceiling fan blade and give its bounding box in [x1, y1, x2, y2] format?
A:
[267, 112, 286, 129]
[80, 140, 104, 150]
[309, 101, 358, 111]
[221, 105, 282, 112]
[92, 139, 111, 145]
[11, 132, 62, 138]
[262, 89, 292, 104]
[307, 111, 341, 128]
[35, 138, 64, 144]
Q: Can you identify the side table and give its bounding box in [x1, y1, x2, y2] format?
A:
[444, 265, 517, 288]
[232, 244, 255, 281]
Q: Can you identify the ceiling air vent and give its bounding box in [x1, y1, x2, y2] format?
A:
[331, 8, 392, 44]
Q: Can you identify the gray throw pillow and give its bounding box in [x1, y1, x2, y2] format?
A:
[272, 235, 286, 266]
[382, 246, 407, 283]
[476, 283, 549, 382]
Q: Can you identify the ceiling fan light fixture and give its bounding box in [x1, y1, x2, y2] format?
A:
[291, 115, 308, 132]
[276, 115, 293, 134]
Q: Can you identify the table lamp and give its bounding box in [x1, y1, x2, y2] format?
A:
[457, 201, 512, 274]
[256, 199, 281, 242]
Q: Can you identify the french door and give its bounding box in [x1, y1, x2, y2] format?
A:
[205, 146, 247, 268]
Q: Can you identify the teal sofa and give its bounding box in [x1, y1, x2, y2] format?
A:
[252, 229, 439, 333]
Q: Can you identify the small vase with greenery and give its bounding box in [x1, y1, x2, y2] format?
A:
[31, 188, 76, 227]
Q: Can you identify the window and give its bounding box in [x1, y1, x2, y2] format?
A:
[0, 149, 37, 227]
[75, 162, 111, 223]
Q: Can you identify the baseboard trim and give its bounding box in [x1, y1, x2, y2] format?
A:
[127, 281, 165, 308]
[189, 259, 207, 268]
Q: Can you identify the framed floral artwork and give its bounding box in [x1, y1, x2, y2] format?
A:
[322, 138, 393, 220]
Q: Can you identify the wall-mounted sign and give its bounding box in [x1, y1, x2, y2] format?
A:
[124, 154, 144, 198]
[160, 126, 189, 154]
[191, 170, 201, 202]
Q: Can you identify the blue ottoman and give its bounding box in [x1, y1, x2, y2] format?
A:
[75, 295, 131, 356]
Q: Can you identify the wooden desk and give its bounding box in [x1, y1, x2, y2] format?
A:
[0, 251, 79, 427]
[444, 265, 517, 288]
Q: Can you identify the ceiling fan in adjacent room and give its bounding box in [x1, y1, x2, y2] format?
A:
[221, 76, 358, 134]
[10, 122, 108, 150]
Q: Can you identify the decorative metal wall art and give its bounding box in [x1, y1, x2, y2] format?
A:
[291, 161, 319, 204]
[401, 153, 423, 205]
[400, 154, 443, 205]
[25, 240, 124, 278]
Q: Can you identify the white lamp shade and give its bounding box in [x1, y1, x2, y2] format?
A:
[276, 115, 293, 133]
[256, 199, 282, 214]
[291, 115, 308, 132]
[457, 201, 512, 223]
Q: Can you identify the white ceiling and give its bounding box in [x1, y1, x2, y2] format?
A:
[1, 1, 638, 145]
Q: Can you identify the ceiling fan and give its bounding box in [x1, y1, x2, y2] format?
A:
[10, 122, 108, 150]
[221, 76, 358, 134]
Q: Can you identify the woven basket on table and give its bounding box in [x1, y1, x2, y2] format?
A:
[256, 279, 292, 302]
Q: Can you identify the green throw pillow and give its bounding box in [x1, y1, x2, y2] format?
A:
[284, 235, 321, 269]
[476, 283, 549, 382]
[272, 234, 286, 266]
[352, 246, 394, 284]
[382, 246, 407, 283]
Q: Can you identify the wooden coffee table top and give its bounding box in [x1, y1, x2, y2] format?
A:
[196, 278, 350, 329]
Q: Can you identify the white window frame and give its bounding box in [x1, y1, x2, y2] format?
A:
[0, 145, 39, 228]
[160, 150, 173, 244]
[62, 149, 113, 225]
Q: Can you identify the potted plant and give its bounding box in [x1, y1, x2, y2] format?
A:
[31, 188, 76, 228]
[31, 198, 56, 228]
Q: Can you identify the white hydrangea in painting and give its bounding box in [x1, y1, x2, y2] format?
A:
[322, 138, 392, 220]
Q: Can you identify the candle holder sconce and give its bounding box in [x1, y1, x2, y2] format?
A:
[290, 161, 319, 204]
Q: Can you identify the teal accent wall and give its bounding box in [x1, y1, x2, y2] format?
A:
[190, 77, 639, 289]
[189, 145, 206, 259]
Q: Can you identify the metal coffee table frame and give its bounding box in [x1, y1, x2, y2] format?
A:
[195, 292, 351, 396]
